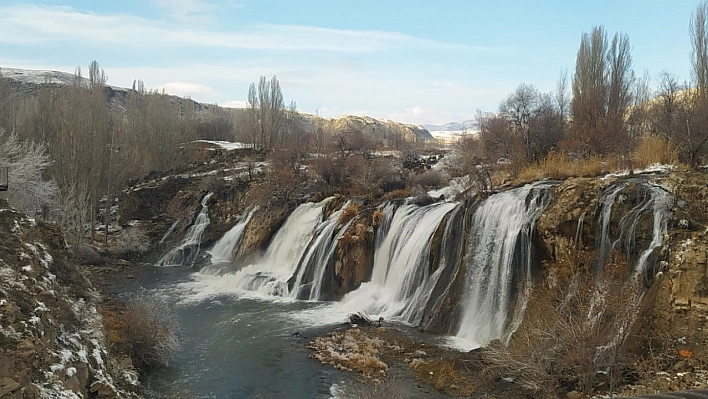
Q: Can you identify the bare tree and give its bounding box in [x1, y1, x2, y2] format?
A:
[572, 26, 635, 155]
[689, 1, 708, 164]
[0, 130, 57, 215]
[247, 76, 285, 149]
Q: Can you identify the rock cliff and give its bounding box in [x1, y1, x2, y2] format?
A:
[0, 200, 140, 398]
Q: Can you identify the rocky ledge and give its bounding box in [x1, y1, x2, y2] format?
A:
[0, 200, 140, 399]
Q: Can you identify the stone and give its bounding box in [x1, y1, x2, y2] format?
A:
[0, 377, 20, 397]
[63, 374, 82, 394]
[0, 356, 14, 378]
[14, 340, 35, 361]
[566, 391, 587, 399]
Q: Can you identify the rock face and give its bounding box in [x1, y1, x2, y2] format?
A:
[629, 170, 708, 362]
[534, 171, 708, 367]
[0, 200, 140, 398]
[305, 114, 434, 143]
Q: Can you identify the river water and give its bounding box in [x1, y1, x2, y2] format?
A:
[137, 268, 449, 399]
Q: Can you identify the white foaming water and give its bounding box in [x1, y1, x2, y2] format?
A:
[207, 207, 257, 264]
[290, 202, 352, 300]
[596, 179, 671, 276]
[634, 183, 671, 276]
[158, 220, 180, 246]
[453, 183, 553, 349]
[182, 198, 331, 301]
[296, 201, 457, 326]
[156, 192, 214, 267]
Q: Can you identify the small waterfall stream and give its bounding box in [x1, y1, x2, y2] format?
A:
[207, 207, 257, 265]
[156, 192, 214, 267]
[289, 202, 353, 301]
[454, 182, 554, 347]
[595, 179, 671, 276]
[218, 198, 331, 297]
[332, 201, 458, 325]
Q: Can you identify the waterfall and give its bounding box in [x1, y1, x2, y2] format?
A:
[334, 201, 457, 325]
[595, 179, 671, 276]
[289, 202, 352, 301]
[207, 207, 257, 265]
[221, 198, 330, 296]
[454, 182, 554, 347]
[158, 220, 180, 246]
[596, 181, 630, 266]
[156, 192, 214, 267]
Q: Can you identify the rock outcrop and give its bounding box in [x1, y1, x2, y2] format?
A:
[0, 200, 140, 398]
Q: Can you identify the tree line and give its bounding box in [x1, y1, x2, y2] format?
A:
[0, 61, 233, 248]
[466, 2, 708, 175]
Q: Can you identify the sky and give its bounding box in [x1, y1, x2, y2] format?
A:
[0, 0, 702, 125]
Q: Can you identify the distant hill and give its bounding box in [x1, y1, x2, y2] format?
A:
[302, 114, 434, 143]
[423, 119, 477, 132]
[1, 66, 434, 143]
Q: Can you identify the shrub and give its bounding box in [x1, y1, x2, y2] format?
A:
[116, 227, 150, 256]
[123, 294, 180, 369]
[483, 255, 642, 397]
[413, 170, 445, 188]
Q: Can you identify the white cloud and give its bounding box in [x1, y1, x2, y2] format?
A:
[0, 5, 480, 53]
[152, 0, 221, 23]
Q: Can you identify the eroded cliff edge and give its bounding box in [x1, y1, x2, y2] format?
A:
[0, 200, 140, 399]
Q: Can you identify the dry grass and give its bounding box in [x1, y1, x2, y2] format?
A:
[371, 209, 384, 228]
[307, 328, 388, 379]
[631, 135, 680, 169]
[518, 151, 606, 181]
[518, 136, 681, 183]
[339, 204, 359, 225]
[123, 294, 180, 369]
[380, 188, 411, 201]
[410, 359, 476, 396]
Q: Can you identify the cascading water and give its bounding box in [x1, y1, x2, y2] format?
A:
[289, 202, 352, 301]
[158, 220, 180, 246]
[595, 178, 671, 276]
[331, 201, 458, 325]
[156, 192, 214, 267]
[206, 207, 257, 266]
[219, 198, 330, 296]
[454, 182, 554, 348]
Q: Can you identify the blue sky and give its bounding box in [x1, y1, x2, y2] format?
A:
[0, 0, 701, 125]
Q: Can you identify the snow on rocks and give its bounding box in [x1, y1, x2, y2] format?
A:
[0, 204, 141, 398]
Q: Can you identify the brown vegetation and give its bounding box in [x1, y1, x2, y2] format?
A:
[483, 253, 642, 397]
[122, 294, 180, 370]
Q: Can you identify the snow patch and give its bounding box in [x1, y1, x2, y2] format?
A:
[602, 163, 675, 181]
[193, 140, 253, 150]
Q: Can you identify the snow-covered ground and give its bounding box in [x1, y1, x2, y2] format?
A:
[192, 140, 253, 150]
[601, 163, 675, 181]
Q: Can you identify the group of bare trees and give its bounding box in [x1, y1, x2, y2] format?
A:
[572, 27, 635, 155]
[0, 61, 229, 248]
[468, 2, 708, 171]
[644, 1, 708, 165]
